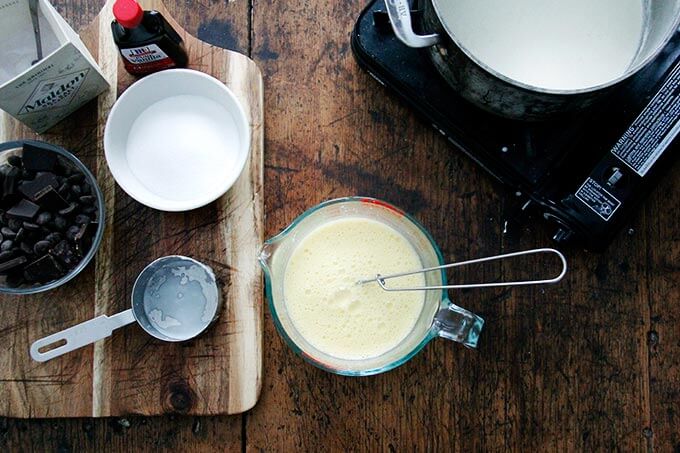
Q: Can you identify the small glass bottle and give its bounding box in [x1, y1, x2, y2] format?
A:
[111, 0, 188, 76]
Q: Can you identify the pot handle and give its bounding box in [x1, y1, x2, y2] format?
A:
[384, 0, 440, 48]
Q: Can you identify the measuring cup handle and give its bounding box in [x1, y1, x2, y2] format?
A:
[30, 309, 136, 362]
[433, 300, 484, 348]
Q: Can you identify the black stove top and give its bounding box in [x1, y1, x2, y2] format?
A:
[351, 0, 680, 250]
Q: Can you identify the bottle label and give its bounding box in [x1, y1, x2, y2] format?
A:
[119, 44, 176, 74]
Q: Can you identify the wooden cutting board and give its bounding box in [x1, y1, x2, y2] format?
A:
[0, 0, 263, 417]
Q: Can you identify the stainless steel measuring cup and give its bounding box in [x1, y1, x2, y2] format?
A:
[30, 255, 221, 362]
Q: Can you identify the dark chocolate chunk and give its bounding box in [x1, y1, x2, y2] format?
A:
[74, 214, 90, 225]
[21, 143, 58, 172]
[0, 240, 13, 252]
[0, 250, 14, 261]
[18, 173, 59, 201]
[79, 195, 96, 205]
[21, 270, 35, 283]
[58, 203, 77, 216]
[7, 218, 22, 231]
[44, 232, 62, 244]
[82, 205, 97, 215]
[81, 183, 91, 195]
[36, 211, 52, 225]
[2, 167, 19, 199]
[51, 240, 80, 268]
[14, 228, 25, 243]
[67, 174, 84, 184]
[6, 199, 40, 220]
[21, 169, 36, 180]
[65, 225, 81, 241]
[22, 221, 40, 231]
[20, 241, 33, 255]
[1, 227, 15, 238]
[7, 155, 22, 168]
[53, 216, 67, 231]
[70, 185, 82, 196]
[34, 187, 70, 210]
[33, 240, 51, 255]
[24, 255, 63, 282]
[58, 183, 69, 195]
[6, 271, 24, 287]
[0, 256, 27, 274]
[74, 223, 94, 253]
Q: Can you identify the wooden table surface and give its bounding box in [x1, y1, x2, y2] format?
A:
[2, 0, 679, 451]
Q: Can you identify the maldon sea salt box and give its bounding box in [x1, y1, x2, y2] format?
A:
[0, 0, 109, 133]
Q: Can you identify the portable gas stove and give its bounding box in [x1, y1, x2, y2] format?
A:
[351, 0, 680, 251]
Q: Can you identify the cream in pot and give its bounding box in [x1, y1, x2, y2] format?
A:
[437, 0, 646, 90]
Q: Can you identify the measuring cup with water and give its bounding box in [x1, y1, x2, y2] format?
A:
[30, 255, 221, 362]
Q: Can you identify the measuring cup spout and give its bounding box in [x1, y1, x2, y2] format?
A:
[433, 300, 484, 348]
[258, 239, 282, 271]
[30, 309, 136, 362]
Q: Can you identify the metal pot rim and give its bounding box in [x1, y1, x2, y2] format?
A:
[429, 0, 680, 95]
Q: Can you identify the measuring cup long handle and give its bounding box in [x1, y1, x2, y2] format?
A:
[30, 309, 136, 362]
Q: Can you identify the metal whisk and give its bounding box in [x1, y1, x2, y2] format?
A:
[358, 248, 567, 291]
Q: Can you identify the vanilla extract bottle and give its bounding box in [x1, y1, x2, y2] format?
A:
[111, 0, 188, 76]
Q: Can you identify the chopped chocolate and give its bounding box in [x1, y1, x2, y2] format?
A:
[74, 214, 90, 225]
[20, 242, 33, 255]
[6, 271, 24, 287]
[22, 221, 40, 231]
[7, 155, 22, 168]
[0, 240, 13, 252]
[33, 240, 51, 255]
[34, 187, 70, 211]
[75, 223, 95, 253]
[14, 228, 25, 243]
[65, 225, 81, 242]
[82, 205, 97, 215]
[53, 216, 67, 231]
[44, 232, 62, 244]
[58, 203, 77, 216]
[0, 256, 27, 274]
[18, 173, 59, 201]
[24, 255, 63, 282]
[21, 143, 58, 172]
[6, 199, 40, 220]
[2, 167, 19, 200]
[0, 146, 101, 288]
[36, 212, 52, 225]
[79, 195, 95, 205]
[67, 174, 84, 184]
[51, 240, 80, 268]
[7, 218, 22, 231]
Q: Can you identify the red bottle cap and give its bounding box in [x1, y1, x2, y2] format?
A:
[113, 0, 143, 29]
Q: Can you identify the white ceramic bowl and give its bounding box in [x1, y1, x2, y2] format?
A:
[104, 69, 250, 211]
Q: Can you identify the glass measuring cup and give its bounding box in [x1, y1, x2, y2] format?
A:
[259, 197, 484, 376]
[30, 256, 220, 362]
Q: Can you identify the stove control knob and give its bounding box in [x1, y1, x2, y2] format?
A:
[604, 166, 626, 188]
[553, 228, 574, 244]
